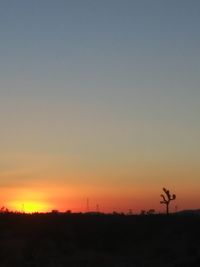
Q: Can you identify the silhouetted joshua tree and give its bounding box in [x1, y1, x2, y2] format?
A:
[160, 187, 176, 214]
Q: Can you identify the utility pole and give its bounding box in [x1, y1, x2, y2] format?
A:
[96, 204, 99, 213]
[86, 198, 90, 212]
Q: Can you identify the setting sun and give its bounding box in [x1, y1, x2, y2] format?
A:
[9, 200, 50, 213]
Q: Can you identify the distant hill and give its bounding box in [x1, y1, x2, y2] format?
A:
[176, 209, 200, 215]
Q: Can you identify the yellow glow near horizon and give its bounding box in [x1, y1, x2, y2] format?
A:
[9, 201, 50, 213]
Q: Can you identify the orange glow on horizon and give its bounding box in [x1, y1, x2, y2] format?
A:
[1, 183, 199, 214]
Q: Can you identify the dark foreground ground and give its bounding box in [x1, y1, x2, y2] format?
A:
[0, 213, 200, 267]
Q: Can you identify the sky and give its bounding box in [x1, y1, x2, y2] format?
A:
[0, 0, 200, 213]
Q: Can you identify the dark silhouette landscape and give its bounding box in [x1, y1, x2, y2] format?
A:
[0, 211, 200, 267]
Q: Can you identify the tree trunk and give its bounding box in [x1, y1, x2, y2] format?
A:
[166, 203, 169, 214]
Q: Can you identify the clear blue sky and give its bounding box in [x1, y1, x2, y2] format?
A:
[0, 0, 200, 212]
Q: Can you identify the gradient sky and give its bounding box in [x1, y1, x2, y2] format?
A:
[0, 0, 200, 213]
